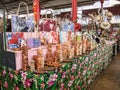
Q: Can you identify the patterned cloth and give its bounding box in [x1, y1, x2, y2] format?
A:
[0, 45, 113, 90]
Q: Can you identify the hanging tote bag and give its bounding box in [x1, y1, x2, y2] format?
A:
[47, 31, 59, 44]
[11, 2, 34, 32]
[60, 31, 68, 44]
[27, 28, 41, 48]
[6, 32, 24, 49]
[39, 31, 48, 45]
[60, 13, 74, 32]
[39, 10, 57, 32]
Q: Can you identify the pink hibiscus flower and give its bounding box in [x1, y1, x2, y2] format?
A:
[48, 80, 54, 87]
[25, 79, 31, 88]
[62, 72, 66, 78]
[9, 72, 14, 80]
[3, 81, 8, 88]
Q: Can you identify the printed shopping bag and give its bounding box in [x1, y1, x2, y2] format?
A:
[39, 31, 48, 45]
[27, 38, 40, 48]
[61, 20, 74, 32]
[6, 32, 25, 49]
[47, 31, 59, 44]
[11, 2, 34, 32]
[39, 10, 56, 32]
[26, 32, 40, 48]
[60, 14, 74, 32]
[60, 31, 68, 43]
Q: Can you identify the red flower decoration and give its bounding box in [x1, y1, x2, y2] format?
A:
[14, 86, 20, 90]
[3, 81, 8, 88]
[25, 79, 31, 88]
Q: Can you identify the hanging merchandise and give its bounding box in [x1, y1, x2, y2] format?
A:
[106, 11, 113, 20]
[47, 31, 59, 44]
[88, 0, 113, 33]
[11, 2, 34, 32]
[100, 21, 110, 29]
[26, 32, 41, 48]
[6, 32, 25, 49]
[61, 14, 74, 32]
[89, 12, 102, 24]
[39, 31, 48, 45]
[26, 0, 41, 48]
[61, 20, 74, 32]
[39, 10, 57, 32]
[100, 9, 113, 30]
[60, 31, 68, 43]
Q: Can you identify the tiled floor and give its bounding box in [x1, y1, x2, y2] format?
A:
[89, 53, 120, 90]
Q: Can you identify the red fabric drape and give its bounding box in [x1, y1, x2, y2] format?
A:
[72, 0, 78, 31]
[33, 0, 40, 24]
[72, 0, 77, 21]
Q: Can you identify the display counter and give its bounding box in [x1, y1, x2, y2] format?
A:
[0, 45, 113, 90]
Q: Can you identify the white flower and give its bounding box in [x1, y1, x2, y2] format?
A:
[40, 76, 44, 81]
[52, 74, 58, 81]
[68, 80, 73, 87]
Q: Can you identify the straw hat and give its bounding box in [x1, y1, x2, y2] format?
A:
[89, 12, 102, 23]
[106, 12, 113, 20]
[95, 15, 102, 23]
[88, 13, 94, 19]
[100, 21, 110, 29]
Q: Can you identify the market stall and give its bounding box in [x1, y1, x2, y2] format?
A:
[0, 44, 113, 90]
[0, 0, 119, 90]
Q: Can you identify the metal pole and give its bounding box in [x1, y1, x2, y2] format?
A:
[3, 9, 7, 51]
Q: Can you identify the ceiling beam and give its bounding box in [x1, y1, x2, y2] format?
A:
[0, 0, 99, 15]
[11, 0, 97, 14]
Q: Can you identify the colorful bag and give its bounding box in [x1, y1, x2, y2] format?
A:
[39, 31, 48, 45]
[61, 21, 74, 32]
[27, 38, 40, 48]
[11, 2, 34, 32]
[47, 31, 59, 44]
[6, 32, 25, 49]
[39, 10, 56, 32]
[60, 31, 68, 43]
[60, 14, 74, 32]
[27, 32, 40, 48]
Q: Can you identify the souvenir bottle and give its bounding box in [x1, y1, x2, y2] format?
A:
[21, 46, 29, 71]
[37, 49, 44, 68]
[46, 45, 54, 64]
[30, 60, 35, 71]
[33, 55, 42, 71]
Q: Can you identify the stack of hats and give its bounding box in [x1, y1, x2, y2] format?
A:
[89, 8, 113, 30]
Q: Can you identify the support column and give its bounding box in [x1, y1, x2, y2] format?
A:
[33, 0, 40, 26]
[72, 0, 78, 31]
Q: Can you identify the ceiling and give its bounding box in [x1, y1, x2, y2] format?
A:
[0, 0, 99, 15]
[83, 4, 120, 15]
